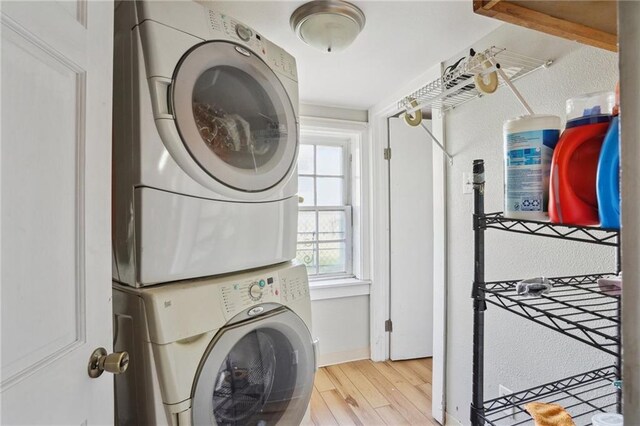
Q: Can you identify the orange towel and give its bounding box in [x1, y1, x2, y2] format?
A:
[524, 402, 576, 426]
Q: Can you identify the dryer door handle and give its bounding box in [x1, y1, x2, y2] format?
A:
[312, 339, 320, 372]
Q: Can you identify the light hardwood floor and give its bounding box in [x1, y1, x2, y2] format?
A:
[306, 358, 436, 426]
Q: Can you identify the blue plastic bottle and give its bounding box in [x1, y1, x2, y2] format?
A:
[596, 115, 620, 229]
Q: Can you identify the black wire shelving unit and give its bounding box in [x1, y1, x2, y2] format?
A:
[470, 160, 621, 426]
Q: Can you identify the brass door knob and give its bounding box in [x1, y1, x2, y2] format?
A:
[88, 347, 129, 378]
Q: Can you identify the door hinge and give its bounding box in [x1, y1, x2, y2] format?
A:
[384, 148, 391, 160]
[385, 319, 393, 332]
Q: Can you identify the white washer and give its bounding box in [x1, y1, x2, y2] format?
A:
[113, 0, 300, 287]
[113, 261, 316, 425]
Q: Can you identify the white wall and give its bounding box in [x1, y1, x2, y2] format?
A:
[312, 295, 370, 366]
[301, 104, 372, 366]
[443, 27, 618, 424]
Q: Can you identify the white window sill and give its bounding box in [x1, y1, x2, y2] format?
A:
[309, 277, 371, 301]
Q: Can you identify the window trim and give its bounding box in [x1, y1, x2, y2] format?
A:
[297, 137, 353, 279]
[298, 116, 370, 289]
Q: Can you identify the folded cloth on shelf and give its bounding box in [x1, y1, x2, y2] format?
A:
[525, 402, 576, 426]
[597, 273, 622, 296]
[524, 402, 576, 426]
[516, 277, 552, 297]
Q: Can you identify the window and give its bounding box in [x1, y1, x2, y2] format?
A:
[296, 137, 352, 278]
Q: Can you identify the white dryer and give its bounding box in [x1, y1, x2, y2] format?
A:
[113, 261, 316, 425]
[113, 0, 300, 286]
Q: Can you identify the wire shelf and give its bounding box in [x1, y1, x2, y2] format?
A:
[478, 212, 620, 246]
[481, 366, 619, 425]
[397, 46, 549, 113]
[483, 274, 620, 356]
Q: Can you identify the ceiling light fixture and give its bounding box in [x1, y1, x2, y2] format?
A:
[290, 0, 365, 53]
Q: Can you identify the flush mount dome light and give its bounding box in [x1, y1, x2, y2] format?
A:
[290, 0, 365, 53]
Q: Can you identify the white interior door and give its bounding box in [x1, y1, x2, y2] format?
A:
[388, 117, 434, 360]
[1, 1, 114, 424]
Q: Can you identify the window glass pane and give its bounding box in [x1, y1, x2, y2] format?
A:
[297, 211, 316, 242]
[298, 177, 314, 206]
[296, 243, 316, 273]
[316, 177, 343, 206]
[297, 144, 314, 174]
[318, 242, 346, 275]
[318, 211, 345, 241]
[316, 145, 343, 176]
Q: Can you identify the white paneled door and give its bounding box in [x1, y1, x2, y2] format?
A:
[1, 1, 114, 424]
[388, 117, 434, 360]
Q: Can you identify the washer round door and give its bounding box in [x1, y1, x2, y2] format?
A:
[192, 308, 314, 425]
[171, 41, 298, 193]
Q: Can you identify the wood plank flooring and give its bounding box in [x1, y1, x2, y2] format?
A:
[306, 358, 435, 426]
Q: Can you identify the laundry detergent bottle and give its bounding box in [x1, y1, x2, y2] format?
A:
[503, 115, 561, 220]
[597, 84, 621, 229]
[549, 92, 615, 225]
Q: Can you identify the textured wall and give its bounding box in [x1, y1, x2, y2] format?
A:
[444, 27, 618, 424]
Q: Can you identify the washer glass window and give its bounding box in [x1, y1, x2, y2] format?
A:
[212, 328, 292, 424]
[192, 309, 314, 425]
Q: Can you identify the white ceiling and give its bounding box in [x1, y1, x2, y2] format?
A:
[213, 1, 502, 110]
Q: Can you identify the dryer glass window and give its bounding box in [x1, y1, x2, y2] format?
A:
[192, 66, 284, 172]
[211, 328, 297, 425]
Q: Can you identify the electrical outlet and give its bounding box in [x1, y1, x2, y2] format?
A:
[499, 385, 516, 419]
[463, 172, 473, 194]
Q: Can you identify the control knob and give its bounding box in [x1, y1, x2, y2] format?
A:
[248, 282, 263, 301]
[236, 24, 253, 42]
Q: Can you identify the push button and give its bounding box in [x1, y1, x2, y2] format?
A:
[259, 279, 266, 287]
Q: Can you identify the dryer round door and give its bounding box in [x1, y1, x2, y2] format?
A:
[192, 308, 314, 425]
[171, 41, 298, 193]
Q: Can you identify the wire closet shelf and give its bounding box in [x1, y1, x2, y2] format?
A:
[397, 46, 551, 114]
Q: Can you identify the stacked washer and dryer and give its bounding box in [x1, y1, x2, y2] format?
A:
[111, 1, 316, 424]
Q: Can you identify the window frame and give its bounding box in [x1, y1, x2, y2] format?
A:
[297, 136, 354, 280]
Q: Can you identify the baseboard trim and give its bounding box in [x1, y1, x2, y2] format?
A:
[445, 412, 463, 426]
[318, 348, 370, 367]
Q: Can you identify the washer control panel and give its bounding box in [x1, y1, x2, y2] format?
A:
[219, 274, 281, 317]
[279, 273, 309, 304]
[218, 265, 309, 318]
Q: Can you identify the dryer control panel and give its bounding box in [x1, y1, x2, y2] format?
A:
[218, 264, 309, 319]
[206, 9, 297, 81]
[207, 10, 266, 56]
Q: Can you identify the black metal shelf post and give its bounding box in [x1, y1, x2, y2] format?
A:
[471, 159, 486, 425]
[470, 159, 621, 426]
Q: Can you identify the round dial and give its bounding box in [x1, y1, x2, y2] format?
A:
[236, 25, 252, 42]
[248, 282, 263, 301]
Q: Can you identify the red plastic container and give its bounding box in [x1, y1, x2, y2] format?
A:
[549, 92, 614, 225]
